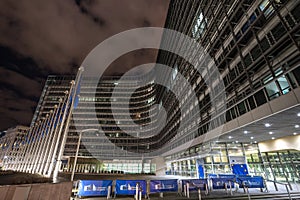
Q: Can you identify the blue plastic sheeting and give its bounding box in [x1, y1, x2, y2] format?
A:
[236, 176, 264, 188]
[115, 180, 147, 195]
[232, 164, 249, 175]
[78, 180, 112, 197]
[181, 179, 208, 191]
[150, 179, 178, 193]
[211, 178, 235, 189]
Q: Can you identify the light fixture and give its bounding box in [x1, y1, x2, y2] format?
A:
[272, 137, 275, 140]
[293, 132, 297, 135]
[250, 136, 254, 139]
[254, 141, 257, 143]
[235, 141, 239, 143]
[269, 131, 273, 135]
[244, 130, 248, 134]
[228, 136, 232, 139]
[295, 125, 299, 128]
[297, 113, 300, 117]
[265, 123, 271, 127]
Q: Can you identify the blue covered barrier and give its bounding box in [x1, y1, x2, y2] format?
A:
[236, 176, 264, 188]
[150, 179, 178, 193]
[77, 180, 112, 197]
[211, 178, 235, 189]
[181, 179, 208, 191]
[115, 180, 147, 195]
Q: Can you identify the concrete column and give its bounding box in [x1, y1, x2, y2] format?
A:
[31, 115, 50, 173]
[24, 121, 43, 173]
[35, 110, 56, 173]
[37, 106, 59, 174]
[42, 97, 65, 176]
[151, 157, 166, 176]
[46, 89, 71, 177]
[19, 124, 36, 172]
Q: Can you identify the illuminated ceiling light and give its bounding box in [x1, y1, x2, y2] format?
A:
[250, 136, 254, 139]
[295, 125, 299, 128]
[272, 137, 275, 140]
[293, 132, 297, 135]
[244, 131, 248, 134]
[254, 141, 257, 143]
[228, 136, 232, 139]
[297, 113, 300, 117]
[265, 123, 271, 127]
[269, 131, 273, 135]
[235, 141, 239, 143]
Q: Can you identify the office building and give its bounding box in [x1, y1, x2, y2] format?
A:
[0, 126, 29, 169]
[158, 0, 300, 184]
[3, 0, 300, 186]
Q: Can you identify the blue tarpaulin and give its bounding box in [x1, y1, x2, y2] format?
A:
[78, 180, 112, 197]
[181, 179, 207, 191]
[115, 180, 147, 195]
[150, 179, 178, 193]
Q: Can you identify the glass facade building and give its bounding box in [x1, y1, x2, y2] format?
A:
[157, 0, 300, 185]
[0, 126, 29, 169]
[2, 0, 300, 185]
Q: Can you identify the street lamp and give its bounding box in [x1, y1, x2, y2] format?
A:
[71, 129, 99, 181]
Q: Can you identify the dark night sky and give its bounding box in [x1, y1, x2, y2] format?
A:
[0, 0, 170, 130]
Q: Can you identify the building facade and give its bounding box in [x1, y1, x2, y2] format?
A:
[2, 0, 300, 185]
[0, 126, 29, 169]
[157, 0, 300, 184]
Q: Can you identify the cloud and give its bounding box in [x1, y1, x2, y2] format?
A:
[0, 0, 169, 74]
[0, 0, 170, 130]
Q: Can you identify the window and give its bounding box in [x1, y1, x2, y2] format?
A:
[248, 96, 256, 110]
[265, 81, 280, 100]
[238, 101, 247, 115]
[254, 89, 267, 106]
[277, 76, 290, 94]
[192, 11, 206, 39]
[292, 66, 300, 85]
[251, 45, 262, 61]
[260, 37, 270, 51]
[244, 54, 253, 67]
[285, 14, 296, 28]
[271, 22, 286, 41]
[291, 3, 300, 23]
[259, 0, 274, 18]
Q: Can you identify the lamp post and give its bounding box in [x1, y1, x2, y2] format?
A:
[71, 129, 99, 181]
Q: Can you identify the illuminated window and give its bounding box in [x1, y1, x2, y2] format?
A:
[259, 0, 274, 18]
[265, 81, 280, 100]
[278, 76, 290, 94]
[192, 12, 206, 39]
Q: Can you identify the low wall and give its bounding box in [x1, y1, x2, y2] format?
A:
[0, 181, 72, 200]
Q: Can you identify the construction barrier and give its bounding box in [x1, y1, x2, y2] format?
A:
[149, 179, 178, 193]
[77, 180, 113, 198]
[115, 180, 147, 196]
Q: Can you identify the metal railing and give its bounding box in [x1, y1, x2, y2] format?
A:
[266, 179, 292, 200]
